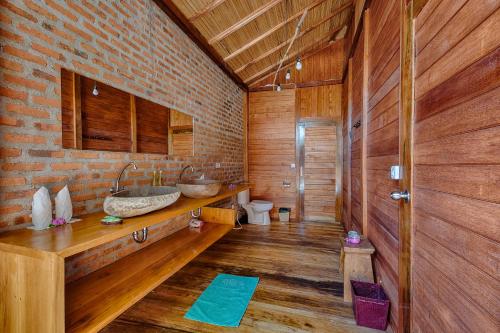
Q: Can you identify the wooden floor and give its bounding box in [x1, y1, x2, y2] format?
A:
[101, 221, 380, 333]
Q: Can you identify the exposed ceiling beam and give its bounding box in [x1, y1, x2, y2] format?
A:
[188, 0, 228, 21]
[153, 0, 246, 89]
[223, 0, 332, 62]
[245, 28, 344, 85]
[235, 3, 351, 74]
[208, 0, 283, 45]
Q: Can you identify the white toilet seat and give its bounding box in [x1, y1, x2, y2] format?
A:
[250, 200, 273, 212]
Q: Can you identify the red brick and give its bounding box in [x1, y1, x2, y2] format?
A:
[0, 58, 23, 72]
[32, 95, 60, 108]
[63, 21, 93, 41]
[16, 23, 53, 44]
[0, 115, 23, 127]
[2, 45, 47, 66]
[31, 42, 62, 60]
[2, 163, 45, 171]
[32, 69, 57, 82]
[0, 27, 23, 43]
[0, 86, 28, 101]
[3, 133, 46, 144]
[3, 73, 47, 92]
[23, 0, 58, 21]
[6, 103, 50, 118]
[28, 149, 65, 158]
[72, 60, 99, 75]
[32, 175, 69, 184]
[0, 204, 23, 215]
[50, 162, 83, 171]
[45, 0, 78, 21]
[70, 151, 100, 159]
[0, 177, 25, 187]
[0, 2, 37, 22]
[0, 147, 21, 158]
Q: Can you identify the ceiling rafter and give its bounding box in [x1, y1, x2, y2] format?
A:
[208, 0, 283, 45]
[188, 0, 228, 21]
[235, 2, 351, 74]
[244, 24, 346, 85]
[223, 0, 332, 62]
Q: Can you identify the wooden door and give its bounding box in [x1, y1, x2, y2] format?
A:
[298, 122, 337, 222]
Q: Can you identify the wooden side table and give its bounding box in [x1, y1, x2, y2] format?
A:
[340, 237, 375, 302]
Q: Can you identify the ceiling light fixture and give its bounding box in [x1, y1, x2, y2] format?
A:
[285, 69, 291, 80]
[272, 9, 308, 88]
[295, 57, 302, 71]
[92, 81, 99, 96]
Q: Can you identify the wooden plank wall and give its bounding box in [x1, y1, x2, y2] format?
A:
[80, 76, 132, 152]
[303, 125, 337, 222]
[342, 62, 351, 231]
[248, 90, 297, 220]
[135, 97, 169, 155]
[350, 28, 365, 234]
[296, 85, 342, 121]
[412, 1, 500, 332]
[250, 40, 344, 90]
[365, 0, 401, 328]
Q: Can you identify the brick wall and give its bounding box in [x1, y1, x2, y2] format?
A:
[0, 0, 244, 281]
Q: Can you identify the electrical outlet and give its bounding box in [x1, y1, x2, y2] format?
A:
[215, 162, 221, 169]
[290, 163, 296, 169]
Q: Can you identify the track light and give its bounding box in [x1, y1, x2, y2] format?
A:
[295, 57, 302, 71]
[276, 84, 282, 92]
[285, 69, 291, 80]
[92, 81, 99, 96]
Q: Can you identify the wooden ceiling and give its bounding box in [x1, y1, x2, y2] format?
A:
[155, 0, 353, 89]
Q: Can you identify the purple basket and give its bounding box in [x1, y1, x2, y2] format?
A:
[351, 280, 390, 330]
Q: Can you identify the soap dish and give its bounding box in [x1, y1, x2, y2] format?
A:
[101, 216, 123, 225]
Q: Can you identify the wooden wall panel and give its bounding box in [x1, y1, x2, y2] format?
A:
[365, 0, 401, 328]
[81, 77, 131, 152]
[296, 85, 342, 121]
[350, 29, 364, 234]
[135, 97, 169, 155]
[412, 1, 500, 332]
[248, 90, 296, 220]
[342, 62, 351, 230]
[249, 40, 345, 90]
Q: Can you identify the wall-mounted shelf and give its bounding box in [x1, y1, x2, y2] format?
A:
[0, 185, 248, 332]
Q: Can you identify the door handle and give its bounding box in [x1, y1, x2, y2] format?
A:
[390, 190, 410, 203]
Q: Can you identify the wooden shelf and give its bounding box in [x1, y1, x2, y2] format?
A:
[65, 222, 232, 333]
[0, 184, 248, 258]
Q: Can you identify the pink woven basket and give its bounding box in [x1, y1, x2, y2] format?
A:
[351, 280, 390, 330]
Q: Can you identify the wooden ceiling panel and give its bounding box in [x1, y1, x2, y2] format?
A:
[163, 0, 353, 87]
[239, 11, 350, 82]
[226, 1, 349, 71]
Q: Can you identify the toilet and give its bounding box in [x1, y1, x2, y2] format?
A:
[238, 190, 273, 225]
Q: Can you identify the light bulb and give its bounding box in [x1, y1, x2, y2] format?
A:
[285, 69, 291, 80]
[295, 57, 302, 71]
[92, 81, 99, 96]
[276, 84, 282, 92]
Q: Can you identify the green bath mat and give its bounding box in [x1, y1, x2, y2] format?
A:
[184, 273, 259, 327]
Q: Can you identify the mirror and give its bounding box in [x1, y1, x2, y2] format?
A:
[61, 68, 194, 157]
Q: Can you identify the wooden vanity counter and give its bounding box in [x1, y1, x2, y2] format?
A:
[0, 184, 248, 333]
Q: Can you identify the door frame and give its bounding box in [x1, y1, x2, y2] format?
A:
[296, 119, 338, 222]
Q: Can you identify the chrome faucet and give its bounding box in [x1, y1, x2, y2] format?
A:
[178, 165, 194, 183]
[111, 161, 137, 193]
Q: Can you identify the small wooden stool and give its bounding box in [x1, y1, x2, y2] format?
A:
[340, 237, 375, 302]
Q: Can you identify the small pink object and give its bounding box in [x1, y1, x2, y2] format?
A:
[52, 217, 66, 226]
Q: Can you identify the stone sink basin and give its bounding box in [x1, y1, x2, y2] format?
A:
[176, 180, 222, 199]
[103, 186, 181, 218]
